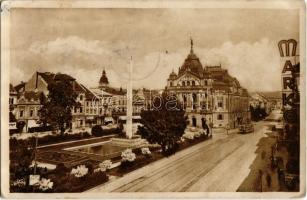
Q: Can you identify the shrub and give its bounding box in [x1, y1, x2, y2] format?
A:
[141, 147, 151, 155]
[91, 125, 103, 137]
[55, 163, 69, 174]
[95, 160, 112, 173]
[38, 178, 53, 192]
[71, 165, 88, 178]
[121, 149, 136, 162]
[183, 132, 194, 140]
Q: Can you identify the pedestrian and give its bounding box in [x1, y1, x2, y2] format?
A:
[266, 173, 272, 188]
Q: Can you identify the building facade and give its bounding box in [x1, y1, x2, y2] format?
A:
[166, 39, 250, 129]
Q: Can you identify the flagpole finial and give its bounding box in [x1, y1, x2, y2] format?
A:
[190, 37, 194, 53]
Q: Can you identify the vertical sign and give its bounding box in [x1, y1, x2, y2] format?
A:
[278, 39, 299, 123]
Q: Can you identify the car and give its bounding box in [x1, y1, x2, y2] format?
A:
[238, 123, 254, 134]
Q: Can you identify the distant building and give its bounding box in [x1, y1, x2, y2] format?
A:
[166, 39, 250, 129]
[250, 92, 272, 114]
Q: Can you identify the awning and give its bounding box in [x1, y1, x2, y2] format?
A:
[9, 122, 17, 130]
[27, 120, 40, 128]
[104, 117, 114, 122]
[119, 116, 141, 120]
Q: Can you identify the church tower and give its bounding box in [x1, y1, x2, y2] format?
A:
[99, 69, 109, 89]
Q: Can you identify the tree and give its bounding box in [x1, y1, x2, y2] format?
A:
[38, 79, 78, 135]
[91, 125, 103, 137]
[139, 91, 188, 155]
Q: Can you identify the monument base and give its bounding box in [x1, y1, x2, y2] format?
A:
[111, 136, 149, 148]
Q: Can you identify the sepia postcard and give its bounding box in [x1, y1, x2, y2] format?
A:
[1, 0, 306, 199]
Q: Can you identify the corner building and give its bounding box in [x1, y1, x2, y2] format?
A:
[166, 39, 250, 129]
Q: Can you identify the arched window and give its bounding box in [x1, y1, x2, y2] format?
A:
[192, 81, 195, 86]
[182, 81, 185, 86]
[187, 81, 190, 86]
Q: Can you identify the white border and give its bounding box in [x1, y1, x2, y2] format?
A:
[1, 0, 306, 199]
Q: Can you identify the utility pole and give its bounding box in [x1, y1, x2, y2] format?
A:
[33, 132, 38, 175]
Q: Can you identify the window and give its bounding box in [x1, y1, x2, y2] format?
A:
[205, 80, 208, 86]
[182, 81, 185, 86]
[30, 110, 34, 117]
[218, 102, 223, 108]
[80, 120, 83, 126]
[74, 107, 77, 113]
[19, 110, 24, 117]
[170, 82, 173, 87]
[187, 81, 190, 86]
[86, 102, 89, 106]
[80, 95, 83, 101]
[192, 81, 195, 86]
[218, 114, 223, 120]
[80, 107, 83, 113]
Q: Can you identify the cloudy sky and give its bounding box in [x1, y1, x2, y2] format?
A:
[10, 8, 299, 91]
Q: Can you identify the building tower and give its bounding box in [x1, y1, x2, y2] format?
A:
[99, 69, 109, 90]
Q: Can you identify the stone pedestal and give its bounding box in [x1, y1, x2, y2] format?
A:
[111, 137, 149, 148]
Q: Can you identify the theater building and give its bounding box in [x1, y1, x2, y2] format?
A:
[166, 39, 250, 129]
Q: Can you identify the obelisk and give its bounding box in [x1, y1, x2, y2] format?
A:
[126, 56, 133, 139]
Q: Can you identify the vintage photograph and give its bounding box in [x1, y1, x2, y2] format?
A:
[1, 0, 305, 198]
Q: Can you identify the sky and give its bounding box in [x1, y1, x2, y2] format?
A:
[10, 8, 299, 91]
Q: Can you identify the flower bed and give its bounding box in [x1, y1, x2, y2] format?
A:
[10, 163, 109, 193]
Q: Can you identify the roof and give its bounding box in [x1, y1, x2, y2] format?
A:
[168, 70, 177, 80]
[178, 39, 204, 78]
[14, 82, 26, 92]
[80, 84, 96, 100]
[10, 84, 17, 94]
[105, 87, 126, 95]
[99, 70, 109, 85]
[38, 72, 75, 84]
[19, 91, 45, 102]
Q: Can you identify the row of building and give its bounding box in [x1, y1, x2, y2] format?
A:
[9, 70, 157, 132]
[10, 39, 255, 133]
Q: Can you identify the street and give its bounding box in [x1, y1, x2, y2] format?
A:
[88, 110, 282, 192]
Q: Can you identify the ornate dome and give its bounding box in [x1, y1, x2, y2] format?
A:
[178, 38, 204, 78]
[168, 70, 177, 80]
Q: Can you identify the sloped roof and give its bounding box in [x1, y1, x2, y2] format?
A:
[38, 72, 75, 84]
[14, 82, 26, 92]
[10, 84, 17, 94]
[79, 84, 96, 100]
[19, 91, 45, 102]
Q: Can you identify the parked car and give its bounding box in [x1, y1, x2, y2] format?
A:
[238, 123, 254, 134]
